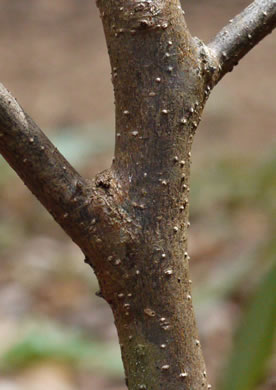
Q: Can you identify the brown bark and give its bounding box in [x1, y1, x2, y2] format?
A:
[209, 0, 276, 83]
[0, 1, 275, 389]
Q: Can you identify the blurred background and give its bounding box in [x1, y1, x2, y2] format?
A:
[0, 1, 275, 389]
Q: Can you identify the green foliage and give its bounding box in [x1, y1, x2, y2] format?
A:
[220, 264, 276, 390]
[191, 149, 276, 217]
[0, 323, 123, 376]
[193, 149, 276, 307]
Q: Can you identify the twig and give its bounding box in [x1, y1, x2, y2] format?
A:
[208, 0, 276, 82]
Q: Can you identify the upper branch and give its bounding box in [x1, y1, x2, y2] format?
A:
[0, 83, 89, 241]
[208, 0, 276, 83]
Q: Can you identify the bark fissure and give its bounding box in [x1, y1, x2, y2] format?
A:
[0, 1, 275, 389]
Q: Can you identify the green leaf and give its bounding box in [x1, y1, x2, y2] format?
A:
[220, 264, 276, 390]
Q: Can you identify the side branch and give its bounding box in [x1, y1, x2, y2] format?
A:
[0, 83, 88, 240]
[208, 0, 276, 83]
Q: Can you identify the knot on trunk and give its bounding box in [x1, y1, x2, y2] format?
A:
[117, 0, 168, 32]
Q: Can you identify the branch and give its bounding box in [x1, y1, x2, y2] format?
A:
[208, 0, 276, 83]
[0, 83, 89, 240]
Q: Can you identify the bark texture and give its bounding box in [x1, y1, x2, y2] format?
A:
[209, 0, 276, 82]
[95, 1, 211, 389]
[0, 1, 275, 389]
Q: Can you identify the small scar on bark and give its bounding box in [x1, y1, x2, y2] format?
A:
[96, 179, 111, 189]
[137, 19, 155, 29]
[95, 290, 104, 298]
[95, 171, 112, 191]
[84, 256, 94, 269]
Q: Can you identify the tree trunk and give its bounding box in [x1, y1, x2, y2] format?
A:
[95, 1, 211, 388]
[0, 0, 275, 389]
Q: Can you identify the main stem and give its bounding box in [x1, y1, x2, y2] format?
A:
[96, 1, 213, 388]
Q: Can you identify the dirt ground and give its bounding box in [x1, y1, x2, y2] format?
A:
[0, 1, 275, 389]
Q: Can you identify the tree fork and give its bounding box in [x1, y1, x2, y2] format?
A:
[0, 0, 275, 389]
